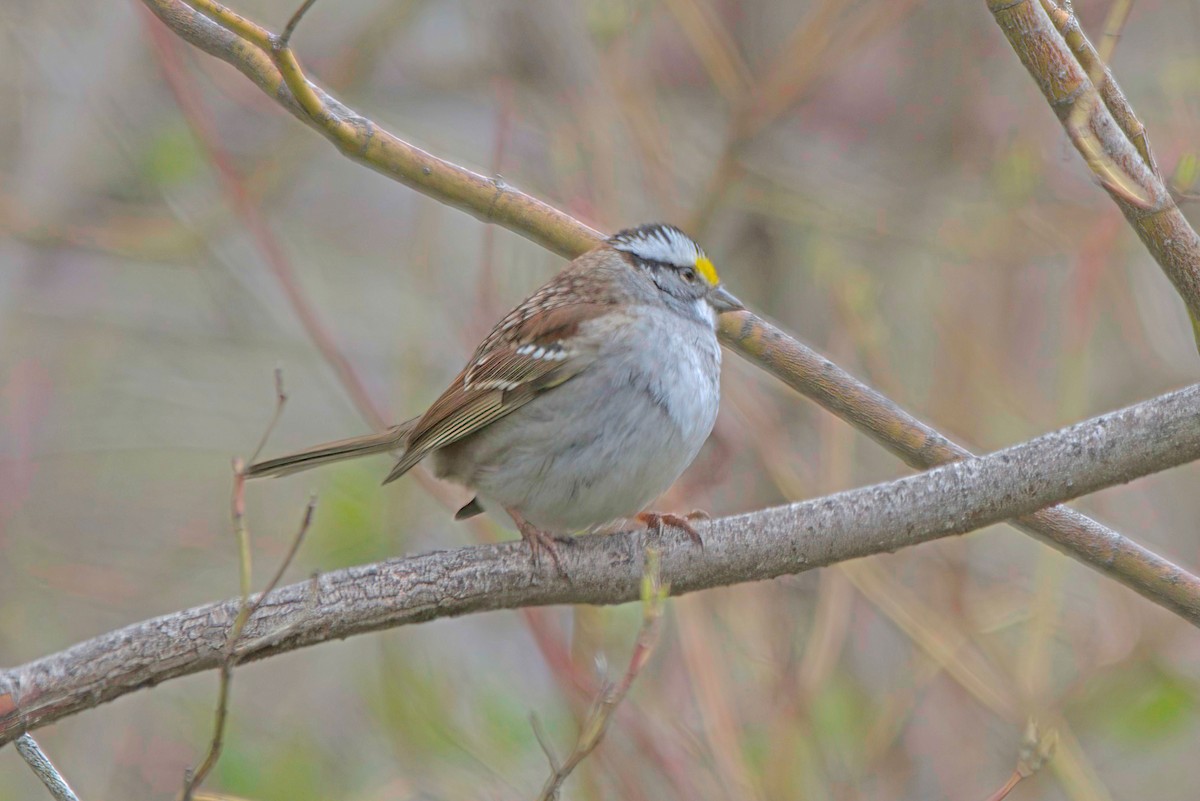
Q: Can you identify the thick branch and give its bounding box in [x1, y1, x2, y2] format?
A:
[4, 383, 1200, 746]
[137, 0, 1200, 624]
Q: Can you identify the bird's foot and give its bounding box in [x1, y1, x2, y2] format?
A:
[636, 510, 707, 549]
[506, 507, 570, 577]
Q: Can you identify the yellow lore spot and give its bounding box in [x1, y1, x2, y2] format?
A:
[695, 254, 719, 286]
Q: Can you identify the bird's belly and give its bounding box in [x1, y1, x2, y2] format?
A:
[434, 317, 720, 532]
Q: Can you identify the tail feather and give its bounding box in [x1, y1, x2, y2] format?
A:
[246, 419, 416, 479]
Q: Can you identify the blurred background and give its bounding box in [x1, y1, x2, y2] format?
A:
[3, 0, 1200, 798]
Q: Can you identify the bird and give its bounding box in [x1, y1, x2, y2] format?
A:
[247, 223, 742, 568]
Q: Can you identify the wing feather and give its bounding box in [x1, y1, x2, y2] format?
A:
[382, 263, 623, 485]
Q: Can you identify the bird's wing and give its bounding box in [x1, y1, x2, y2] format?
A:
[382, 275, 619, 484]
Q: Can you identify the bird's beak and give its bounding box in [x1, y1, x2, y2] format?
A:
[708, 285, 744, 313]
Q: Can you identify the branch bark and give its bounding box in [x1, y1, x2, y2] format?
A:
[135, 0, 1200, 625]
[4, 382, 1200, 747]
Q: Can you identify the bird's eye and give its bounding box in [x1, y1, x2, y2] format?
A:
[680, 267, 697, 284]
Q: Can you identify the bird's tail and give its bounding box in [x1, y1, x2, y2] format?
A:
[246, 419, 416, 479]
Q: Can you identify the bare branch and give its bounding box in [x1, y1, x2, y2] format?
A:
[181, 437, 315, 798]
[988, 0, 1200, 333]
[249, 368, 287, 466]
[3, 382, 1200, 746]
[983, 771, 1023, 801]
[136, 0, 1200, 625]
[14, 735, 80, 801]
[723, 327, 1200, 625]
[1037, 0, 1157, 173]
[140, 0, 601, 258]
[536, 549, 669, 800]
[280, 0, 318, 47]
[180, 461, 253, 800]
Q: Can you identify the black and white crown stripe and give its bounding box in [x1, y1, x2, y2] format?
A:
[609, 224, 705, 270]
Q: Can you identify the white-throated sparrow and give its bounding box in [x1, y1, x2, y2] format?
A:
[248, 223, 742, 566]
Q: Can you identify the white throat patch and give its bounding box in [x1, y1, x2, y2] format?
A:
[610, 224, 704, 269]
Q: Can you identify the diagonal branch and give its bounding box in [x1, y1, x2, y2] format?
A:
[4, 382, 1200, 747]
[14, 735, 80, 801]
[724, 328, 1200, 626]
[136, 0, 1200, 625]
[141, 0, 601, 258]
[988, 0, 1200, 335]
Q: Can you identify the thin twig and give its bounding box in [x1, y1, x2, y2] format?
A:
[530, 714, 561, 775]
[983, 771, 1023, 801]
[243, 495, 317, 626]
[249, 368, 287, 466]
[181, 461, 253, 801]
[1062, 0, 1149, 208]
[535, 549, 669, 800]
[181, 448, 317, 799]
[15, 735, 81, 801]
[279, 0, 318, 47]
[1094, 0, 1132, 65]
